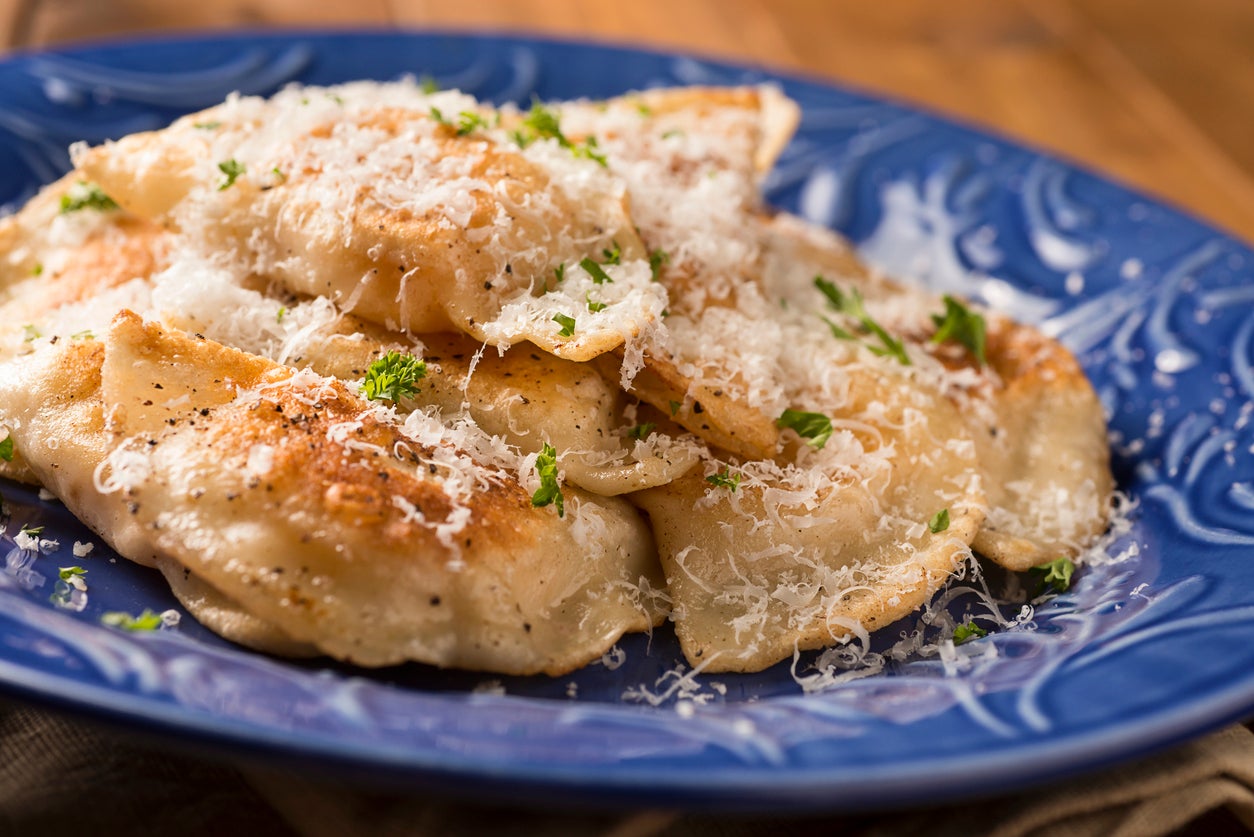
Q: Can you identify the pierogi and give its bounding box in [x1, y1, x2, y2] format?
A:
[0, 81, 1113, 676]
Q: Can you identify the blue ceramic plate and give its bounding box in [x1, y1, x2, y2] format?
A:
[1, 32, 1253, 811]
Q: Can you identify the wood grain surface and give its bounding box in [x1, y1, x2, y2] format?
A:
[1, 0, 1251, 243]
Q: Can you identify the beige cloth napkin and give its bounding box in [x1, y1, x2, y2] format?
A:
[2, 698, 1252, 836]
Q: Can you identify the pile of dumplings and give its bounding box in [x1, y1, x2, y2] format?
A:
[0, 82, 1112, 676]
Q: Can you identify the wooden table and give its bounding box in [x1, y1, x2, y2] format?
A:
[2, 0, 1253, 244]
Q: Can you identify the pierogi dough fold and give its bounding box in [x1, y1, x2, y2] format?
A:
[560, 86, 801, 461]
[0, 311, 665, 675]
[633, 362, 986, 673]
[159, 292, 701, 497]
[0, 175, 168, 484]
[77, 84, 666, 362]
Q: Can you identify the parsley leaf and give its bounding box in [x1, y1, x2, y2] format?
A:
[522, 101, 564, 141]
[456, 110, 490, 135]
[101, 608, 164, 632]
[626, 422, 656, 441]
[530, 442, 564, 517]
[601, 241, 622, 265]
[776, 409, 833, 449]
[554, 263, 566, 284]
[455, 112, 484, 135]
[417, 75, 440, 94]
[705, 468, 742, 492]
[217, 159, 246, 190]
[648, 248, 670, 281]
[931, 295, 987, 365]
[553, 313, 577, 337]
[514, 101, 607, 166]
[59, 182, 118, 214]
[668, 400, 682, 416]
[586, 293, 607, 313]
[928, 508, 950, 533]
[0, 436, 13, 462]
[572, 135, 607, 166]
[579, 257, 613, 284]
[814, 275, 910, 365]
[362, 351, 428, 402]
[193, 120, 222, 130]
[58, 566, 87, 581]
[953, 621, 988, 645]
[1030, 557, 1076, 595]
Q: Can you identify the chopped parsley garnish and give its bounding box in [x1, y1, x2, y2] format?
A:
[193, 120, 222, 130]
[59, 182, 118, 214]
[815, 276, 910, 365]
[928, 508, 950, 533]
[271, 167, 288, 184]
[70, 329, 93, 341]
[648, 248, 670, 282]
[456, 111, 491, 135]
[21, 324, 40, 343]
[362, 351, 427, 402]
[58, 566, 87, 581]
[1030, 556, 1076, 595]
[625, 422, 656, 441]
[217, 159, 246, 191]
[102, 608, 164, 632]
[572, 135, 608, 166]
[513, 101, 607, 166]
[776, 409, 833, 449]
[276, 306, 287, 323]
[586, 294, 607, 313]
[705, 468, 742, 492]
[579, 257, 613, 284]
[554, 263, 566, 284]
[661, 128, 684, 140]
[418, 75, 440, 94]
[32, 263, 43, 277]
[601, 241, 622, 265]
[636, 102, 653, 117]
[0, 436, 13, 462]
[953, 621, 988, 645]
[931, 295, 987, 365]
[432, 107, 491, 136]
[530, 442, 564, 517]
[553, 313, 577, 337]
[522, 101, 564, 141]
[668, 400, 682, 416]
[19, 524, 43, 537]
